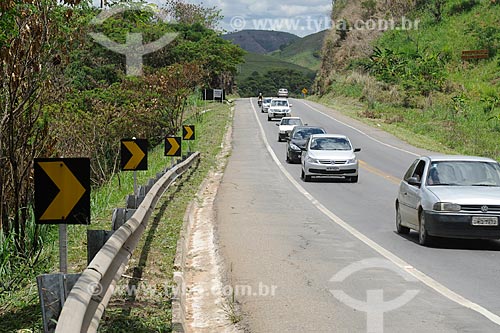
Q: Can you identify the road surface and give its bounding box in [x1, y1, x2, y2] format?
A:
[214, 98, 500, 332]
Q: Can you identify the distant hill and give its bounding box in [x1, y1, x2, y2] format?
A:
[237, 52, 315, 81]
[270, 30, 327, 71]
[222, 30, 299, 54]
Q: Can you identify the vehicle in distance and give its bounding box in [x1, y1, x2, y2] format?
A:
[268, 98, 292, 121]
[276, 117, 303, 142]
[286, 126, 326, 163]
[396, 155, 500, 246]
[261, 97, 273, 113]
[301, 134, 360, 183]
[277, 88, 288, 98]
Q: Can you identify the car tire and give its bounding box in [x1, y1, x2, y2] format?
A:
[268, 116, 272, 121]
[350, 176, 358, 183]
[278, 136, 282, 142]
[286, 152, 291, 163]
[419, 212, 434, 246]
[396, 205, 410, 235]
[301, 169, 311, 182]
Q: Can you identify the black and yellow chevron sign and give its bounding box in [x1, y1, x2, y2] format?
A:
[34, 158, 90, 225]
[121, 139, 148, 171]
[165, 137, 181, 157]
[183, 125, 195, 140]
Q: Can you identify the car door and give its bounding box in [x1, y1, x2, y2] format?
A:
[399, 159, 426, 229]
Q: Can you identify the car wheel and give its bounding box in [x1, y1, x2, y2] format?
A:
[278, 136, 282, 142]
[301, 169, 311, 182]
[396, 205, 410, 235]
[419, 212, 433, 246]
[267, 116, 272, 121]
[286, 151, 291, 163]
[350, 176, 358, 183]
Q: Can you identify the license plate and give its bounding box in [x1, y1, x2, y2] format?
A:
[326, 166, 340, 171]
[471, 216, 498, 226]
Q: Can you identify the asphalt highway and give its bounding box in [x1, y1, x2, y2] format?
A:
[214, 98, 500, 332]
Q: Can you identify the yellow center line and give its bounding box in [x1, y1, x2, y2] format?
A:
[359, 160, 400, 185]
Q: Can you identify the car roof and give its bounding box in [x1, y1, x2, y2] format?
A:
[309, 133, 348, 139]
[281, 116, 301, 120]
[292, 126, 325, 131]
[424, 155, 498, 163]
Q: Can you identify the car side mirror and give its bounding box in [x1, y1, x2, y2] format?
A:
[275, 123, 279, 126]
[408, 177, 421, 187]
[354, 148, 361, 152]
[289, 104, 293, 107]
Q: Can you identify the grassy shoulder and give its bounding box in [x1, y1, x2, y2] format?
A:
[0, 101, 233, 332]
[98, 101, 233, 332]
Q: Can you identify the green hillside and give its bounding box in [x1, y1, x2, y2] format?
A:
[222, 30, 299, 54]
[315, 0, 500, 159]
[270, 30, 327, 70]
[238, 52, 315, 80]
[237, 52, 316, 97]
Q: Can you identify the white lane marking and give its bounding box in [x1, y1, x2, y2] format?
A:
[248, 98, 500, 326]
[297, 99, 419, 157]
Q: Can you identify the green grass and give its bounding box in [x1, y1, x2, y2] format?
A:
[0, 101, 233, 332]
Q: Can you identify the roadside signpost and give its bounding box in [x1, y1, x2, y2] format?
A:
[183, 125, 195, 152]
[120, 138, 148, 200]
[34, 158, 90, 274]
[302, 87, 308, 97]
[165, 136, 182, 167]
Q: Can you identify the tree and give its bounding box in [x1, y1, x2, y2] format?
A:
[0, 0, 85, 252]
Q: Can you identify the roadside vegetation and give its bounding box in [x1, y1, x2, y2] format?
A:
[0, 0, 243, 331]
[314, 0, 500, 157]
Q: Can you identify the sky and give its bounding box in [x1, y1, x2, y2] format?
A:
[92, 0, 333, 37]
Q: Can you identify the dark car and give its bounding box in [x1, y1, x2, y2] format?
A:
[286, 126, 326, 163]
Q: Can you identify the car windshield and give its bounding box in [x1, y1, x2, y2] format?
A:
[271, 100, 288, 107]
[293, 128, 324, 140]
[264, 98, 272, 103]
[310, 137, 351, 151]
[281, 119, 302, 126]
[426, 161, 500, 186]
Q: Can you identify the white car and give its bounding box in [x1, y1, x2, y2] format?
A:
[301, 134, 361, 182]
[278, 88, 289, 98]
[276, 117, 303, 142]
[268, 98, 292, 121]
[261, 97, 273, 113]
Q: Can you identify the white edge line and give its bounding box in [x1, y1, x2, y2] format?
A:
[248, 98, 500, 326]
[298, 100, 419, 157]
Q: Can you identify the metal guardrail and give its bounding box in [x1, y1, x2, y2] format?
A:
[55, 152, 200, 332]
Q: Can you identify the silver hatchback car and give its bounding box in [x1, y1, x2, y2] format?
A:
[396, 155, 500, 246]
[301, 134, 360, 182]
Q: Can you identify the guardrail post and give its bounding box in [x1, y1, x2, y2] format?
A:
[37, 273, 81, 333]
[111, 208, 137, 231]
[87, 230, 114, 264]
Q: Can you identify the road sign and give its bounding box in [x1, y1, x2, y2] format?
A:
[121, 138, 148, 171]
[302, 88, 308, 95]
[183, 125, 195, 140]
[34, 158, 90, 225]
[165, 137, 181, 156]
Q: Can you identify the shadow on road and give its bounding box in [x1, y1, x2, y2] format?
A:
[395, 231, 500, 251]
